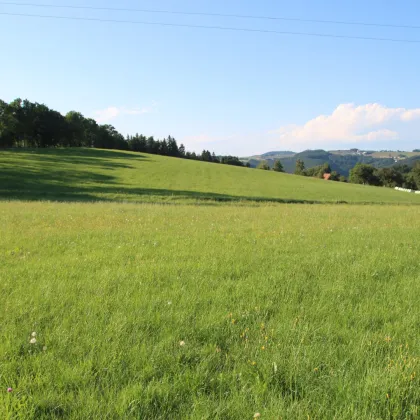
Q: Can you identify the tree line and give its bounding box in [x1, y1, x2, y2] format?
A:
[257, 158, 346, 181]
[349, 162, 420, 190]
[0, 98, 245, 167]
[296, 159, 420, 190]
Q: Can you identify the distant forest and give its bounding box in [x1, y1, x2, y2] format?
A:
[0, 98, 245, 167]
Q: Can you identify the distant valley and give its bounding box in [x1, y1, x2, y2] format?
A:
[242, 149, 420, 176]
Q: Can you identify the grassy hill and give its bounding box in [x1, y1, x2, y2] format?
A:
[2, 148, 420, 418]
[1, 148, 420, 204]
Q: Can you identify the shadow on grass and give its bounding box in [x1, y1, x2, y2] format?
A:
[0, 171, 331, 205]
[0, 180, 330, 205]
[0, 148, 330, 205]
[1, 148, 415, 206]
[3, 147, 147, 169]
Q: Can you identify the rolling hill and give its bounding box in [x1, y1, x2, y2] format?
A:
[279, 150, 398, 176]
[1, 148, 420, 204]
[260, 151, 296, 158]
[244, 149, 420, 176]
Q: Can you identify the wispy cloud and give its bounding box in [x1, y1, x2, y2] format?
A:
[181, 133, 238, 146]
[93, 103, 157, 123]
[270, 103, 420, 148]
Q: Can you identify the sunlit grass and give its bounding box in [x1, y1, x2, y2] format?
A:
[1, 148, 420, 204]
[1, 201, 420, 418]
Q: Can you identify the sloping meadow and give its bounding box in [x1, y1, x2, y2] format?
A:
[2, 148, 420, 205]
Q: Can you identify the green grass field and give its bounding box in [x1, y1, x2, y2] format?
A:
[1, 148, 420, 204]
[1, 149, 420, 419]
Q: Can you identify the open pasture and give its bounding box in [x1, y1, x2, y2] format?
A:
[1, 148, 420, 204]
[1, 201, 420, 418]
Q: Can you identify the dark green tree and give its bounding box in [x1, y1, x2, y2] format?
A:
[220, 156, 244, 166]
[329, 171, 341, 181]
[146, 136, 158, 154]
[211, 152, 220, 163]
[273, 160, 284, 172]
[377, 167, 404, 188]
[65, 111, 87, 147]
[159, 139, 169, 156]
[411, 161, 420, 189]
[0, 100, 17, 148]
[294, 159, 305, 175]
[167, 136, 179, 157]
[201, 150, 212, 162]
[349, 163, 381, 186]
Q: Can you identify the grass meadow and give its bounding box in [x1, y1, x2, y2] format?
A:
[1, 201, 420, 419]
[2, 148, 420, 204]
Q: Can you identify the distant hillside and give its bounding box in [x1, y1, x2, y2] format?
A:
[396, 155, 420, 168]
[260, 151, 296, 158]
[372, 151, 420, 159]
[241, 151, 295, 165]
[244, 149, 419, 176]
[280, 150, 399, 176]
[243, 149, 420, 175]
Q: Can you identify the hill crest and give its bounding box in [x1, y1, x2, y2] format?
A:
[1, 148, 420, 205]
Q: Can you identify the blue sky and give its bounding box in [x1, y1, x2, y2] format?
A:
[1, 0, 420, 155]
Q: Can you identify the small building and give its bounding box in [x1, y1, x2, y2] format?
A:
[323, 173, 331, 180]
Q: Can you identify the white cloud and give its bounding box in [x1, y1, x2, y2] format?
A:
[93, 104, 156, 123]
[271, 103, 420, 148]
[182, 133, 238, 146]
[94, 107, 120, 123]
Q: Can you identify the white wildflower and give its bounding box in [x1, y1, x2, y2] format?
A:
[179, 340, 186, 346]
[31, 332, 36, 337]
[30, 338, 37, 344]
